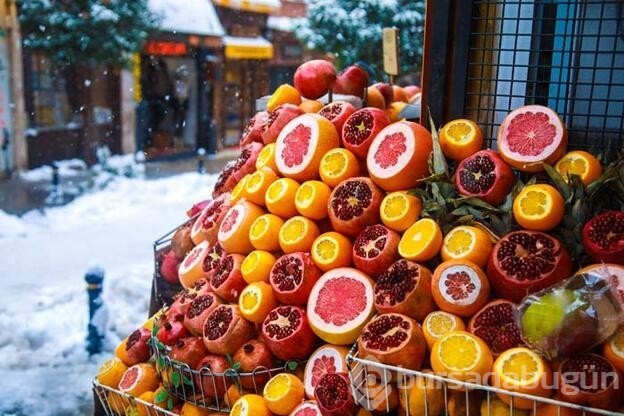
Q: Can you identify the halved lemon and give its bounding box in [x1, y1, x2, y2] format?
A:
[241, 249, 276, 283]
[239, 281, 278, 323]
[265, 177, 300, 218]
[430, 331, 493, 385]
[96, 357, 128, 388]
[422, 310, 465, 350]
[263, 373, 305, 415]
[318, 147, 361, 188]
[256, 142, 278, 172]
[230, 394, 273, 416]
[278, 215, 320, 254]
[380, 191, 422, 232]
[295, 180, 332, 220]
[512, 183, 564, 231]
[249, 213, 284, 252]
[244, 167, 279, 207]
[398, 218, 443, 262]
[440, 225, 493, 268]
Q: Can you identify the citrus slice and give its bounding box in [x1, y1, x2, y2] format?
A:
[318, 147, 361, 188]
[266, 83, 302, 111]
[295, 180, 332, 220]
[310, 231, 353, 271]
[303, 344, 349, 399]
[290, 401, 322, 415]
[422, 310, 466, 350]
[439, 118, 484, 162]
[96, 356, 128, 388]
[230, 173, 251, 204]
[398, 217, 443, 262]
[239, 281, 278, 323]
[430, 331, 493, 385]
[230, 394, 273, 416]
[512, 183, 564, 231]
[249, 213, 284, 252]
[307, 267, 375, 345]
[263, 373, 305, 415]
[265, 177, 300, 218]
[440, 225, 493, 268]
[278, 215, 320, 254]
[299, 100, 324, 113]
[491, 346, 553, 409]
[178, 240, 211, 289]
[218, 200, 266, 254]
[118, 363, 160, 397]
[380, 191, 422, 232]
[244, 167, 279, 207]
[554, 149, 602, 186]
[603, 327, 624, 373]
[432, 259, 491, 318]
[241, 249, 276, 283]
[255, 142, 278, 172]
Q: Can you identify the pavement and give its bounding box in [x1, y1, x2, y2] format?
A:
[0, 147, 241, 216]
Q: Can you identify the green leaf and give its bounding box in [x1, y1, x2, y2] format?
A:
[182, 373, 193, 386]
[543, 164, 571, 201]
[428, 111, 449, 177]
[287, 361, 299, 372]
[151, 322, 159, 338]
[167, 397, 174, 411]
[156, 356, 165, 371]
[171, 371, 180, 388]
[154, 389, 168, 403]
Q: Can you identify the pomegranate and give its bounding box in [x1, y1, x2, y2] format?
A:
[487, 230, 572, 302]
[157, 314, 190, 346]
[328, 177, 384, 237]
[186, 198, 211, 218]
[167, 278, 212, 319]
[269, 252, 322, 306]
[212, 159, 238, 198]
[183, 291, 223, 336]
[314, 372, 357, 416]
[261, 305, 317, 361]
[210, 253, 247, 303]
[232, 141, 263, 182]
[318, 100, 357, 135]
[159, 249, 180, 285]
[240, 110, 269, 146]
[195, 354, 232, 400]
[123, 327, 152, 366]
[333, 64, 369, 97]
[169, 336, 208, 368]
[467, 299, 525, 356]
[202, 304, 255, 356]
[261, 103, 304, 145]
[454, 149, 515, 206]
[202, 242, 225, 282]
[303, 344, 349, 399]
[191, 193, 232, 247]
[582, 210, 624, 265]
[556, 353, 621, 411]
[358, 313, 426, 371]
[293, 59, 337, 100]
[374, 259, 435, 321]
[170, 222, 195, 261]
[232, 339, 277, 390]
[352, 224, 400, 278]
[341, 107, 391, 159]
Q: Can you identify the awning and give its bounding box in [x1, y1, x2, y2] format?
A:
[148, 0, 225, 37]
[223, 36, 274, 60]
[212, 0, 281, 14]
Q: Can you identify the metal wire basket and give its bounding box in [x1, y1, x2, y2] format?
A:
[347, 345, 624, 416]
[93, 379, 178, 416]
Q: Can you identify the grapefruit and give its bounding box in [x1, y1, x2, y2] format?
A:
[217, 200, 265, 254]
[275, 113, 340, 182]
[177, 240, 211, 289]
[118, 363, 159, 398]
[307, 267, 375, 345]
[497, 105, 567, 172]
[289, 401, 322, 415]
[303, 344, 349, 399]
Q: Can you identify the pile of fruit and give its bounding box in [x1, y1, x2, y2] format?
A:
[95, 59, 624, 416]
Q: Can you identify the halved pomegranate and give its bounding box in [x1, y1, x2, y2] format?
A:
[190, 193, 232, 247]
[468, 299, 525, 356]
[260, 305, 317, 361]
[314, 372, 357, 416]
[303, 344, 349, 399]
[486, 230, 572, 302]
[167, 277, 212, 319]
[341, 107, 391, 159]
[582, 210, 624, 265]
[240, 110, 269, 146]
[269, 252, 322, 306]
[454, 149, 515, 206]
[122, 327, 152, 366]
[232, 141, 263, 182]
[328, 176, 384, 237]
[212, 159, 238, 198]
[202, 304, 255, 356]
[261, 103, 304, 145]
[318, 100, 357, 136]
[374, 259, 435, 321]
[210, 253, 247, 303]
[183, 291, 223, 336]
[202, 242, 225, 282]
[352, 224, 400, 278]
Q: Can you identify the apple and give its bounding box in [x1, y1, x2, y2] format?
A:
[333, 64, 369, 96]
[293, 59, 337, 100]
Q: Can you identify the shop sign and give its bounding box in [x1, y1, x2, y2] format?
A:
[145, 40, 187, 56]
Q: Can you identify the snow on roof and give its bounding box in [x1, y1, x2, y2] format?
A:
[212, 0, 281, 14]
[223, 35, 272, 47]
[267, 16, 305, 32]
[148, 0, 225, 37]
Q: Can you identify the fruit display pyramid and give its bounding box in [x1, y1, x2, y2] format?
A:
[95, 59, 624, 416]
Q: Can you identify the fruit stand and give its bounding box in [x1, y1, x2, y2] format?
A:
[93, 2, 624, 415]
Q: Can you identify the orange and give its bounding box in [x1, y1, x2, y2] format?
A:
[239, 281, 278, 323]
[398, 371, 445, 416]
[106, 392, 129, 414]
[295, 180, 332, 220]
[380, 191, 422, 232]
[249, 213, 284, 252]
[398, 218, 443, 262]
[318, 147, 361, 188]
[224, 383, 245, 408]
[491, 347, 553, 410]
[430, 331, 493, 386]
[96, 357, 128, 388]
[263, 373, 305, 415]
[230, 173, 251, 204]
[299, 99, 324, 113]
[128, 390, 156, 416]
[432, 259, 490, 318]
[244, 167, 279, 207]
[114, 337, 132, 366]
[256, 142, 279, 173]
[179, 401, 213, 416]
[265, 177, 300, 218]
[278, 215, 320, 254]
[440, 225, 493, 268]
[603, 327, 624, 373]
[481, 396, 530, 416]
[310, 231, 353, 271]
[439, 118, 484, 162]
[241, 249, 277, 283]
[392, 85, 409, 103]
[386, 101, 406, 122]
[512, 183, 564, 231]
[231, 393, 273, 416]
[529, 403, 583, 416]
[266, 83, 302, 111]
[118, 363, 160, 397]
[422, 310, 466, 350]
[554, 149, 602, 186]
[365, 86, 386, 109]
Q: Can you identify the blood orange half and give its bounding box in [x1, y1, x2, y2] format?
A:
[307, 267, 375, 345]
[217, 200, 265, 255]
[303, 344, 349, 399]
[431, 259, 491, 318]
[497, 105, 567, 172]
[178, 240, 211, 289]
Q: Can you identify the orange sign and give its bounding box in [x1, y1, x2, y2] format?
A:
[145, 41, 187, 56]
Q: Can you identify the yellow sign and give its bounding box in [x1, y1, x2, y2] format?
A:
[212, 0, 280, 14]
[132, 53, 142, 102]
[383, 27, 399, 76]
[225, 43, 273, 60]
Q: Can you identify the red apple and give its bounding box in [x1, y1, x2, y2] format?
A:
[293, 60, 337, 100]
[333, 64, 369, 96]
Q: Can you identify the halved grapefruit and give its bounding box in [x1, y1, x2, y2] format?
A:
[307, 267, 375, 345]
[275, 113, 340, 182]
[289, 401, 322, 416]
[178, 240, 211, 289]
[497, 104, 567, 172]
[303, 344, 349, 399]
[217, 200, 265, 255]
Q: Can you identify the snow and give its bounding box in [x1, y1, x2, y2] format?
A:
[147, 0, 225, 36]
[0, 163, 218, 415]
[223, 35, 273, 48]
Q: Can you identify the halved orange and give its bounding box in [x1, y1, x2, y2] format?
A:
[491, 346, 553, 409]
[603, 327, 624, 373]
[263, 373, 305, 415]
[295, 180, 332, 220]
[318, 147, 361, 188]
[430, 331, 493, 386]
[440, 225, 493, 268]
[239, 281, 278, 323]
[310, 231, 353, 271]
[266, 83, 302, 111]
[249, 213, 284, 252]
[231, 394, 273, 416]
[256, 142, 279, 173]
[230, 173, 251, 204]
[278, 215, 320, 254]
[244, 167, 279, 207]
[422, 310, 466, 350]
[512, 183, 564, 231]
[241, 249, 277, 283]
[398, 217, 443, 262]
[380, 191, 422, 232]
[265, 177, 300, 218]
[96, 356, 128, 388]
[554, 149, 602, 186]
[439, 118, 484, 162]
[118, 363, 160, 397]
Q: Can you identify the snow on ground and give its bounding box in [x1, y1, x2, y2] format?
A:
[0, 165, 218, 416]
